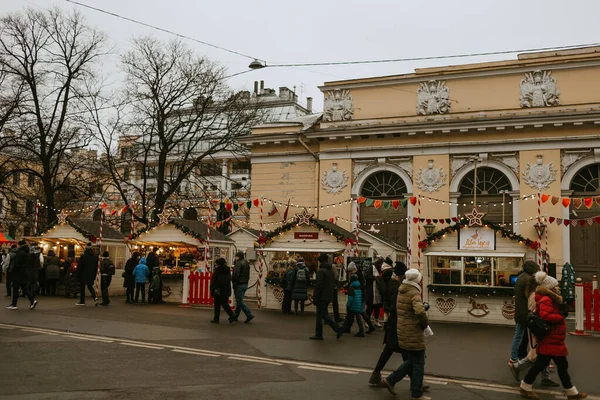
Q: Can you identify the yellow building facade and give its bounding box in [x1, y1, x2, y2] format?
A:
[242, 47, 600, 323]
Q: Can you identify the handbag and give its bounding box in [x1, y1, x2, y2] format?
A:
[526, 311, 550, 340]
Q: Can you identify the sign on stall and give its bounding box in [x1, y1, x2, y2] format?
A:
[294, 232, 319, 240]
[458, 227, 496, 251]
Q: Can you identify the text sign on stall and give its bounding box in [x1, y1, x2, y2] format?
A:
[294, 232, 319, 240]
[458, 227, 496, 251]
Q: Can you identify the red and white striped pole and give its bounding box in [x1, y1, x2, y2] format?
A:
[354, 197, 359, 256]
[536, 192, 542, 270]
[417, 196, 422, 269]
[130, 206, 135, 236]
[544, 217, 549, 273]
[95, 209, 104, 301]
[569, 278, 590, 336]
[257, 197, 264, 308]
[407, 201, 412, 268]
[34, 200, 39, 235]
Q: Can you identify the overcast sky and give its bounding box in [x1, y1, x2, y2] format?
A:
[3, 0, 600, 112]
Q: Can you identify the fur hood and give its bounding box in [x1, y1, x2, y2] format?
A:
[535, 286, 563, 304]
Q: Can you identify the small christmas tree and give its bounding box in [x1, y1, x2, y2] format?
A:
[560, 262, 576, 305]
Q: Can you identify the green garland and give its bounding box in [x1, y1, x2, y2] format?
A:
[419, 218, 540, 251]
[428, 284, 514, 297]
[263, 218, 351, 244]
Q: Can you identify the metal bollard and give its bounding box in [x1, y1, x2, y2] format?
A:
[569, 278, 590, 336]
[593, 275, 598, 292]
[180, 268, 190, 307]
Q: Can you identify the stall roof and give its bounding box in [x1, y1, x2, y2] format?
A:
[313, 219, 371, 245]
[359, 229, 406, 252]
[26, 219, 124, 243]
[70, 219, 124, 240]
[227, 227, 262, 238]
[131, 219, 234, 247]
[173, 219, 233, 243]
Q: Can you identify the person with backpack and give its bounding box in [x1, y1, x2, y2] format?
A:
[2, 245, 18, 297]
[291, 257, 309, 315]
[76, 243, 99, 306]
[519, 272, 588, 399]
[346, 262, 376, 334]
[99, 251, 115, 305]
[6, 240, 37, 310]
[132, 257, 150, 304]
[44, 250, 61, 296]
[232, 251, 254, 323]
[209, 258, 237, 324]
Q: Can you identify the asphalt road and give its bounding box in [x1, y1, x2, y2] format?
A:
[1, 296, 599, 399]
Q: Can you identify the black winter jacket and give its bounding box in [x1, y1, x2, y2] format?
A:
[232, 258, 250, 285]
[383, 278, 401, 351]
[12, 245, 31, 284]
[77, 249, 98, 285]
[514, 262, 539, 324]
[210, 265, 232, 298]
[313, 263, 335, 303]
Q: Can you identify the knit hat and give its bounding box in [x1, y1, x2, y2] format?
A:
[102, 251, 109, 258]
[317, 254, 329, 263]
[86, 242, 93, 249]
[297, 256, 305, 263]
[350, 274, 358, 282]
[404, 268, 422, 283]
[347, 261, 357, 274]
[534, 271, 558, 290]
[235, 251, 244, 259]
[394, 261, 407, 277]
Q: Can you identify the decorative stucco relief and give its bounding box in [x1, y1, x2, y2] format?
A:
[561, 150, 591, 176]
[450, 156, 473, 177]
[490, 153, 520, 177]
[353, 161, 376, 181]
[416, 160, 447, 193]
[323, 89, 353, 122]
[522, 155, 557, 191]
[321, 163, 349, 194]
[519, 70, 560, 108]
[388, 158, 413, 180]
[416, 80, 450, 115]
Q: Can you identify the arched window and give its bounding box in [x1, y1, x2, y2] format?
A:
[360, 171, 407, 199]
[570, 164, 600, 195]
[458, 167, 513, 227]
[92, 209, 102, 221]
[121, 209, 133, 235]
[183, 207, 198, 221]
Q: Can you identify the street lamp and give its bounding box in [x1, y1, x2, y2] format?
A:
[424, 223, 436, 237]
[248, 59, 267, 70]
[533, 222, 546, 237]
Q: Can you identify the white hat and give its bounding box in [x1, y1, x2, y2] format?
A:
[347, 262, 357, 273]
[534, 271, 558, 290]
[404, 268, 422, 283]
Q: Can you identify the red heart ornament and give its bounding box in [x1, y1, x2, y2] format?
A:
[594, 217, 600, 224]
[410, 196, 418, 206]
[413, 217, 419, 223]
[391, 200, 400, 209]
[562, 198, 571, 208]
[541, 194, 550, 203]
[253, 199, 260, 207]
[579, 220, 586, 226]
[548, 217, 555, 223]
[584, 198, 593, 209]
[564, 220, 570, 226]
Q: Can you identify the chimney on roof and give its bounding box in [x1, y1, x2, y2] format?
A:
[279, 87, 292, 100]
[253, 81, 258, 95]
[306, 97, 313, 113]
[260, 80, 264, 95]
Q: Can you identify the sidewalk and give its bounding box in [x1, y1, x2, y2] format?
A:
[2, 296, 599, 392]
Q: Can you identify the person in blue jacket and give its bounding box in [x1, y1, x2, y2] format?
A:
[132, 257, 150, 304]
[343, 274, 365, 337]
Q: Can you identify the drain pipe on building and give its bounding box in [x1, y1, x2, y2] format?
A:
[297, 136, 320, 219]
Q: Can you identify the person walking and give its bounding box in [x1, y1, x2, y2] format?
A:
[2, 245, 18, 298]
[369, 262, 431, 393]
[375, 257, 394, 322]
[382, 269, 430, 400]
[145, 248, 164, 304]
[281, 262, 295, 315]
[310, 253, 343, 341]
[99, 251, 115, 305]
[123, 252, 139, 304]
[519, 272, 588, 399]
[346, 262, 376, 334]
[29, 246, 43, 297]
[331, 263, 343, 323]
[6, 240, 37, 310]
[291, 257, 309, 315]
[132, 257, 150, 304]
[44, 250, 60, 296]
[343, 274, 365, 336]
[232, 251, 254, 323]
[75, 243, 99, 306]
[209, 258, 237, 324]
[509, 261, 558, 386]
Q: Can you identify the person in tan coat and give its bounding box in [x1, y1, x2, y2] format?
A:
[382, 268, 430, 400]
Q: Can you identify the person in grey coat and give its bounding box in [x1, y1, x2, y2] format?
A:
[291, 257, 309, 314]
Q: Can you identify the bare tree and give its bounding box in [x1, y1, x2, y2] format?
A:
[0, 7, 108, 224]
[87, 37, 261, 225]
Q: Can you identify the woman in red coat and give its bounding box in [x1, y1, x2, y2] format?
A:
[520, 272, 587, 399]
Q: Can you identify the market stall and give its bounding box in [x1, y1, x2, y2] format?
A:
[129, 218, 235, 303]
[227, 227, 262, 298]
[359, 228, 407, 264]
[258, 213, 371, 310]
[25, 218, 128, 295]
[421, 220, 539, 326]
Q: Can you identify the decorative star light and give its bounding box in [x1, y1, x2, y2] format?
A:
[368, 225, 380, 233]
[295, 208, 314, 226]
[157, 211, 171, 225]
[57, 211, 68, 224]
[465, 207, 486, 227]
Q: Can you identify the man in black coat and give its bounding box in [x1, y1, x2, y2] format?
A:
[76, 243, 99, 306]
[6, 241, 37, 310]
[310, 254, 343, 341]
[232, 251, 254, 323]
[145, 248, 164, 304]
[210, 258, 237, 324]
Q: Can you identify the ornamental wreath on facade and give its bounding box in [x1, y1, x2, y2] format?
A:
[321, 164, 349, 194]
[416, 80, 450, 115]
[522, 154, 557, 191]
[519, 70, 560, 108]
[323, 89, 354, 122]
[416, 160, 447, 192]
